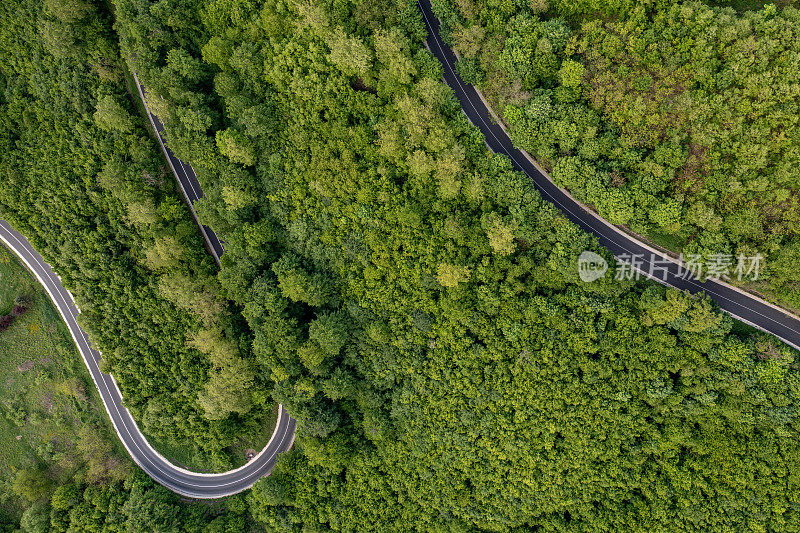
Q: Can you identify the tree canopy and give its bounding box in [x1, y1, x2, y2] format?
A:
[434, 0, 800, 312]
[3, 0, 800, 529]
[112, 0, 800, 529]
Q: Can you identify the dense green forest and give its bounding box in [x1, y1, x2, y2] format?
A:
[111, 0, 800, 530]
[2, 0, 800, 529]
[0, 0, 272, 472]
[431, 0, 800, 311]
[6, 471, 252, 532]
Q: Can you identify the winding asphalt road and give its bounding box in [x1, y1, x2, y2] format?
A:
[0, 74, 297, 498]
[418, 0, 800, 352]
[0, 221, 295, 498]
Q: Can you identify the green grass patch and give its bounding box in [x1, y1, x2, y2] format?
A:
[0, 244, 130, 519]
[642, 227, 688, 253]
[228, 402, 280, 466]
[142, 433, 220, 473]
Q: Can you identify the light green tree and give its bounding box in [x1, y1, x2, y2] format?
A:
[436, 263, 472, 288]
[216, 129, 255, 166]
[558, 59, 585, 88]
[144, 235, 186, 270]
[327, 28, 372, 78]
[94, 95, 133, 132]
[484, 213, 517, 255]
[12, 468, 52, 503]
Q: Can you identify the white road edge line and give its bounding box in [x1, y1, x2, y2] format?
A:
[419, 2, 800, 348]
[0, 222, 290, 497]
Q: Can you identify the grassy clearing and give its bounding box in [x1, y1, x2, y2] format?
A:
[228, 402, 281, 466]
[640, 227, 688, 254]
[0, 244, 130, 519]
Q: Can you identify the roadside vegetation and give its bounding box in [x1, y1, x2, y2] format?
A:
[0, 0, 274, 475]
[432, 0, 800, 312]
[114, 0, 800, 530]
[0, 245, 255, 531]
[0, 244, 129, 525]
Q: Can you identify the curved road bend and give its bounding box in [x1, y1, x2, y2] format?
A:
[418, 0, 800, 352]
[128, 74, 298, 496]
[0, 221, 296, 498]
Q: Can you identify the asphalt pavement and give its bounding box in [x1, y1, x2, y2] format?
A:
[0, 221, 295, 498]
[418, 0, 800, 352]
[133, 73, 225, 265]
